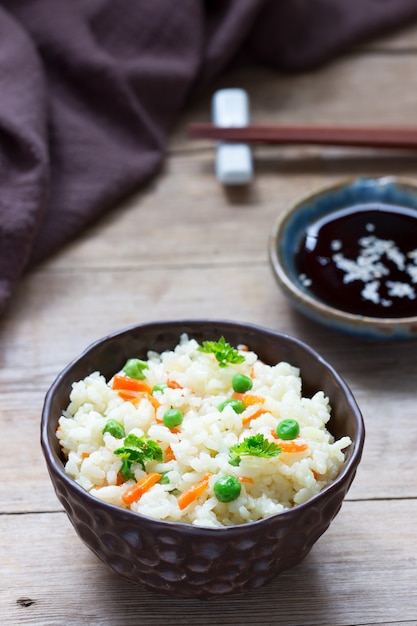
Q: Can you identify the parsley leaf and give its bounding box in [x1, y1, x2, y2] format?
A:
[229, 434, 282, 466]
[198, 336, 246, 368]
[114, 434, 163, 472]
[119, 457, 135, 481]
[159, 471, 171, 485]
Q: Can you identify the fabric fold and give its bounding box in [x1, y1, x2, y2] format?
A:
[0, 5, 49, 308]
[2, 0, 417, 316]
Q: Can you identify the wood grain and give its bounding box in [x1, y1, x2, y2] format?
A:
[1, 25, 417, 626]
[2, 501, 417, 625]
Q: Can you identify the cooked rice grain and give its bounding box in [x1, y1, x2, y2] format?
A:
[57, 334, 351, 527]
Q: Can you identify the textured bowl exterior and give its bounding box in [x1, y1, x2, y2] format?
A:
[41, 320, 365, 598]
[269, 177, 417, 340]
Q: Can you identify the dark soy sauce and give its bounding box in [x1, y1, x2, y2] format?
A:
[295, 203, 417, 318]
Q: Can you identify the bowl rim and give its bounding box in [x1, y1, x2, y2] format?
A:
[268, 176, 417, 330]
[41, 318, 365, 532]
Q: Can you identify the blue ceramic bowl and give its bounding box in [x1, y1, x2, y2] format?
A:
[269, 177, 417, 340]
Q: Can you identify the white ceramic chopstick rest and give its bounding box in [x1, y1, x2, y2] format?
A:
[212, 89, 253, 185]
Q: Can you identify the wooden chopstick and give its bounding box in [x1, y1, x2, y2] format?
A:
[187, 123, 417, 150]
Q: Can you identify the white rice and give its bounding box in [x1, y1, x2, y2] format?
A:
[57, 334, 351, 528]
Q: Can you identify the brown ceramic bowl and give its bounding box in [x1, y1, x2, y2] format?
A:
[41, 319, 364, 598]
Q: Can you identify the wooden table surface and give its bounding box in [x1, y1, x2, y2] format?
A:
[2, 23, 417, 626]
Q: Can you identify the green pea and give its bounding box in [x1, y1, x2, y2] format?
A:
[152, 383, 167, 393]
[163, 408, 183, 428]
[276, 418, 300, 440]
[232, 373, 253, 393]
[214, 475, 242, 503]
[122, 358, 148, 380]
[218, 399, 246, 414]
[102, 419, 125, 439]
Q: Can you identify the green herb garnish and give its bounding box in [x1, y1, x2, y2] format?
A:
[119, 457, 135, 481]
[229, 434, 282, 466]
[198, 337, 246, 368]
[114, 434, 163, 473]
[122, 358, 148, 380]
[159, 471, 171, 485]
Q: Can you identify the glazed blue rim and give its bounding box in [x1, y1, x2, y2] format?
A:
[269, 176, 417, 336]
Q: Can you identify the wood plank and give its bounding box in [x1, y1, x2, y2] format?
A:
[39, 148, 417, 273]
[34, 52, 417, 276]
[2, 22, 417, 624]
[2, 500, 416, 625]
[1, 264, 417, 513]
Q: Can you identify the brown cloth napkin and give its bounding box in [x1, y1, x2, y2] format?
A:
[2, 0, 417, 315]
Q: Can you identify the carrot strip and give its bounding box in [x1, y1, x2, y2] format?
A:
[81, 452, 90, 459]
[238, 476, 255, 484]
[112, 375, 152, 394]
[122, 472, 162, 505]
[271, 432, 309, 453]
[167, 379, 183, 389]
[280, 441, 308, 453]
[144, 392, 160, 411]
[117, 389, 144, 404]
[232, 391, 265, 406]
[177, 474, 211, 510]
[116, 388, 160, 408]
[164, 445, 176, 462]
[242, 407, 269, 424]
